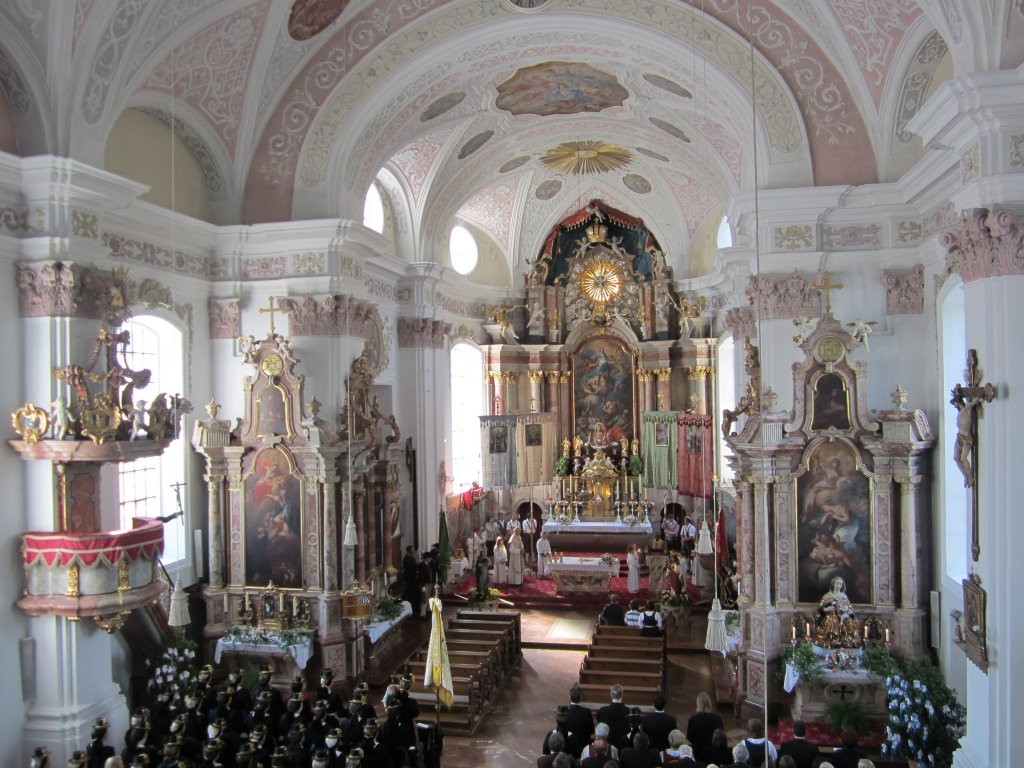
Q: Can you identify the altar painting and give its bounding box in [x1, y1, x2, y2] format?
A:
[796, 442, 871, 604]
[572, 336, 635, 447]
[244, 446, 303, 588]
[810, 373, 851, 431]
[256, 383, 290, 438]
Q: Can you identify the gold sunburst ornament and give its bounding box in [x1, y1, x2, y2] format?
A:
[541, 140, 632, 175]
[582, 259, 624, 303]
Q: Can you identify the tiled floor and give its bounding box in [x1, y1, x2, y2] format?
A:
[436, 606, 744, 768]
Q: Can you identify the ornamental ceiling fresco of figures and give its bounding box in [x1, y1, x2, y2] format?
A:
[1, 0, 988, 281]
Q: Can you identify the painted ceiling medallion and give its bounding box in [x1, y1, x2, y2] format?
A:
[637, 147, 670, 162]
[623, 174, 652, 194]
[643, 73, 693, 99]
[535, 179, 562, 200]
[500, 156, 531, 173]
[541, 141, 632, 175]
[650, 117, 691, 143]
[581, 259, 624, 303]
[421, 91, 466, 122]
[458, 130, 494, 159]
[287, 0, 350, 41]
[496, 61, 628, 116]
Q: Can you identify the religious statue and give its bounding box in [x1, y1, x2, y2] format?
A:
[130, 401, 148, 440]
[630, 438, 639, 456]
[562, 438, 571, 459]
[847, 319, 877, 350]
[814, 576, 860, 648]
[573, 435, 584, 457]
[619, 436, 629, 456]
[743, 337, 760, 374]
[952, 394, 982, 488]
[50, 398, 72, 440]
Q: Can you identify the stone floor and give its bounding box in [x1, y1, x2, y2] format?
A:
[430, 605, 745, 768]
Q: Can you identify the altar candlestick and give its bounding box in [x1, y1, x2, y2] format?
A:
[615, 480, 620, 500]
[791, 625, 796, 641]
[805, 621, 811, 637]
[864, 624, 869, 640]
[223, 593, 229, 617]
[885, 628, 890, 643]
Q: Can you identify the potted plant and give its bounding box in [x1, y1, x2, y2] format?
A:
[779, 640, 824, 685]
[467, 586, 501, 609]
[881, 658, 966, 767]
[825, 698, 867, 737]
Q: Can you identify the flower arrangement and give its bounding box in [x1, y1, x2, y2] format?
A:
[600, 553, 618, 567]
[147, 639, 198, 706]
[823, 648, 860, 672]
[371, 594, 404, 623]
[467, 586, 501, 604]
[621, 512, 640, 526]
[554, 511, 572, 525]
[881, 659, 966, 767]
[659, 589, 692, 608]
[779, 640, 824, 685]
[555, 456, 570, 476]
[224, 625, 313, 652]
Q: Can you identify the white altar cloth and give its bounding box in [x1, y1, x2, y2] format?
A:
[547, 556, 620, 576]
[215, 633, 314, 669]
[543, 521, 653, 535]
[364, 600, 412, 643]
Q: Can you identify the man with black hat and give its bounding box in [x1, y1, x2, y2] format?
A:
[225, 669, 252, 713]
[248, 723, 275, 767]
[345, 747, 364, 768]
[311, 748, 330, 768]
[284, 723, 311, 768]
[340, 696, 366, 755]
[30, 746, 49, 768]
[401, 547, 420, 618]
[276, 692, 308, 740]
[245, 690, 274, 734]
[395, 673, 419, 722]
[86, 717, 115, 768]
[255, 664, 285, 722]
[206, 717, 239, 763]
[308, 698, 341, 752]
[359, 719, 395, 768]
[121, 718, 157, 766]
[354, 683, 376, 721]
[376, 693, 413, 767]
[315, 668, 343, 716]
[323, 727, 346, 768]
[155, 734, 187, 768]
[198, 737, 224, 768]
[66, 750, 87, 768]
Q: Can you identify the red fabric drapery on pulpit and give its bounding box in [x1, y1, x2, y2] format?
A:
[677, 414, 713, 499]
[22, 518, 166, 568]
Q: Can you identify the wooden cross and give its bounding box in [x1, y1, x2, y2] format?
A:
[814, 271, 844, 315]
[259, 296, 283, 336]
[950, 349, 997, 561]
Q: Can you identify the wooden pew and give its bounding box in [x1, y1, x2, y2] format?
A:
[444, 626, 514, 669]
[405, 658, 491, 703]
[455, 610, 522, 656]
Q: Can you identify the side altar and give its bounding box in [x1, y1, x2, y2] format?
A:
[193, 309, 402, 685]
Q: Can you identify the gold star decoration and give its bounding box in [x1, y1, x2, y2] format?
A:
[540, 140, 632, 175]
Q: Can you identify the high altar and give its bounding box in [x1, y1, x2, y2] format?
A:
[192, 317, 404, 683]
[462, 200, 720, 551]
[724, 304, 933, 717]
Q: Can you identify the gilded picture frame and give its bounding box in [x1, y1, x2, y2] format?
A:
[961, 574, 988, 672]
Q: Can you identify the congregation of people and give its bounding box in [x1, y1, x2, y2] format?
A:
[538, 688, 879, 768]
[29, 665, 424, 768]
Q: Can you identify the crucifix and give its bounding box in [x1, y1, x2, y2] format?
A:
[950, 349, 997, 561]
[814, 271, 844, 315]
[259, 295, 283, 336]
[830, 683, 856, 701]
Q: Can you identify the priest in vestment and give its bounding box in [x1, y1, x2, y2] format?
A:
[507, 531, 525, 586]
[536, 532, 552, 578]
[493, 537, 508, 585]
[627, 545, 641, 594]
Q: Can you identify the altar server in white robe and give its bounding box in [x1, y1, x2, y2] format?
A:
[536, 532, 552, 578]
[466, 531, 478, 570]
[627, 544, 641, 594]
[493, 536, 508, 584]
[507, 530, 525, 586]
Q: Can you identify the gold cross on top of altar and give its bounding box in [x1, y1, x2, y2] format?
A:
[259, 296, 283, 336]
[815, 272, 844, 315]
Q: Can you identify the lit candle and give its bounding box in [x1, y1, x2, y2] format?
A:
[223, 592, 229, 617]
[864, 624, 869, 640]
[805, 621, 811, 637]
[885, 628, 890, 643]
[791, 625, 796, 641]
[615, 480, 620, 499]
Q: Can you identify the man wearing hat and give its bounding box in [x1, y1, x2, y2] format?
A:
[376, 694, 414, 767]
[155, 734, 185, 768]
[323, 727, 346, 768]
[394, 673, 419, 722]
[311, 748, 330, 768]
[66, 751, 87, 768]
[198, 737, 223, 768]
[30, 746, 50, 768]
[354, 683, 376, 721]
[86, 717, 115, 768]
[340, 697, 365, 755]
[248, 723, 274, 767]
[315, 668, 343, 715]
[358, 719, 396, 768]
[256, 664, 285, 722]
[225, 669, 252, 713]
[308, 698, 341, 751]
[121, 717, 157, 767]
[275, 692, 307, 740]
[344, 748, 364, 768]
[233, 742, 255, 768]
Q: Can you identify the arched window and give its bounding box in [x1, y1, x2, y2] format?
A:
[450, 342, 484, 487]
[940, 282, 967, 579]
[363, 183, 385, 233]
[716, 334, 736, 483]
[449, 225, 479, 275]
[117, 315, 188, 565]
[716, 216, 733, 249]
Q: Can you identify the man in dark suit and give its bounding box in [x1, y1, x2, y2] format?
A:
[829, 730, 868, 768]
[566, 686, 594, 757]
[619, 732, 662, 768]
[685, 691, 724, 758]
[596, 684, 630, 750]
[779, 720, 821, 768]
[640, 694, 677, 751]
[402, 546, 421, 617]
[601, 594, 626, 626]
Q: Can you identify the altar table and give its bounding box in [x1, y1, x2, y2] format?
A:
[542, 520, 653, 550]
[547, 556, 620, 594]
[215, 632, 314, 669]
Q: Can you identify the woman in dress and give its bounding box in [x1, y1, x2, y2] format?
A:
[493, 536, 508, 585]
[507, 530, 524, 586]
[626, 544, 641, 594]
[473, 526, 487, 568]
[535, 532, 552, 578]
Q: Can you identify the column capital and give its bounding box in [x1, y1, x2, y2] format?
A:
[940, 208, 1024, 284]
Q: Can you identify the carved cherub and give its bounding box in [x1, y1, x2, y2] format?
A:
[847, 319, 877, 350]
[50, 398, 72, 440]
[130, 401, 148, 440]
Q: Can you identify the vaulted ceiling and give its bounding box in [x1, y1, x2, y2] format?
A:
[1, 0, 1018, 285]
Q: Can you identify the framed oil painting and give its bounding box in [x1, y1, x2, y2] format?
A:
[525, 423, 543, 447]
[811, 372, 852, 431]
[796, 441, 871, 604]
[686, 424, 703, 454]
[489, 425, 508, 454]
[256, 383, 290, 438]
[572, 335, 636, 448]
[244, 445, 303, 588]
[655, 422, 670, 447]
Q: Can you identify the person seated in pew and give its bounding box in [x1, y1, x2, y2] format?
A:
[623, 600, 642, 628]
[581, 723, 620, 763]
[600, 594, 626, 626]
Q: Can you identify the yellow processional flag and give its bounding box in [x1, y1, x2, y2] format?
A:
[424, 596, 454, 710]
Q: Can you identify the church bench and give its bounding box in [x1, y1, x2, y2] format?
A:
[578, 666, 663, 688]
[407, 649, 497, 697]
[404, 659, 492, 702]
[577, 655, 663, 671]
[445, 638, 507, 666]
[412, 702, 478, 736]
[574, 681, 662, 705]
[455, 610, 521, 651]
[407, 675, 480, 713]
[446, 626, 516, 671]
[451, 615, 522, 655]
[586, 640, 663, 658]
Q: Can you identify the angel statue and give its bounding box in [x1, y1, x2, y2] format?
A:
[847, 319, 877, 351]
[130, 401, 148, 440]
[50, 398, 72, 440]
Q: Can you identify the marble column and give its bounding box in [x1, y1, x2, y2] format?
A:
[735, 480, 755, 604]
[688, 365, 712, 415]
[655, 368, 672, 411]
[544, 372, 559, 415]
[205, 473, 225, 589]
[528, 371, 544, 413]
[894, 476, 926, 657]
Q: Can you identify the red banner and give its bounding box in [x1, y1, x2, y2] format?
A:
[677, 414, 713, 499]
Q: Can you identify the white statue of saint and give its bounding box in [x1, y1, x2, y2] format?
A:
[50, 398, 72, 440]
[130, 401, 148, 440]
